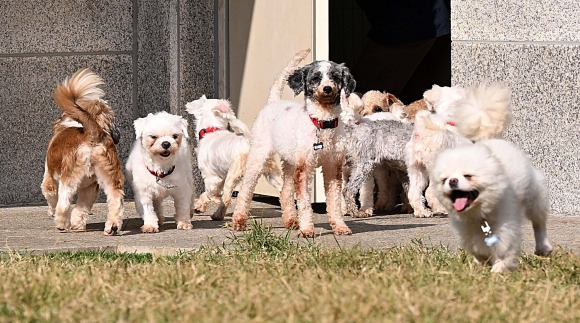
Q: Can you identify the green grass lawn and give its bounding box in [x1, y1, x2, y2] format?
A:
[1, 222, 578, 322]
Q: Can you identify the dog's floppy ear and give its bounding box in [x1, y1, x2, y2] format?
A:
[185, 95, 207, 114]
[287, 67, 305, 95]
[341, 65, 356, 96]
[133, 114, 151, 140]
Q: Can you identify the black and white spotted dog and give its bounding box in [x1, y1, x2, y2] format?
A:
[232, 50, 356, 237]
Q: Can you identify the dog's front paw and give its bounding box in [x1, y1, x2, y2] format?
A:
[141, 224, 159, 233]
[353, 209, 373, 218]
[176, 221, 193, 230]
[491, 261, 512, 273]
[413, 210, 433, 218]
[231, 212, 248, 230]
[103, 220, 121, 236]
[535, 241, 553, 257]
[333, 225, 352, 235]
[70, 210, 87, 231]
[298, 226, 315, 238]
[54, 216, 71, 231]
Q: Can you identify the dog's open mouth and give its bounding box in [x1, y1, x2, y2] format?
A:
[450, 190, 479, 212]
[160, 151, 171, 157]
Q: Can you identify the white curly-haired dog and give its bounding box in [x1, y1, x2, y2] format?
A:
[185, 95, 284, 221]
[430, 85, 552, 273]
[126, 111, 195, 233]
[232, 50, 356, 237]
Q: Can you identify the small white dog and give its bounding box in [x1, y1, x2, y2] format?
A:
[430, 85, 553, 273]
[185, 95, 283, 220]
[126, 111, 195, 233]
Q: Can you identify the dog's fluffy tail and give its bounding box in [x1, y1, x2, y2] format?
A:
[452, 83, 512, 141]
[54, 68, 107, 141]
[267, 48, 311, 104]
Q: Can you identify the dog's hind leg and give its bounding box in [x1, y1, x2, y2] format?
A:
[232, 147, 270, 230]
[424, 185, 447, 215]
[263, 156, 283, 192]
[280, 162, 298, 229]
[374, 167, 398, 212]
[93, 160, 124, 236]
[41, 167, 58, 217]
[54, 182, 76, 231]
[214, 152, 247, 221]
[358, 176, 375, 217]
[345, 161, 375, 218]
[322, 160, 352, 235]
[526, 170, 553, 256]
[407, 164, 432, 218]
[71, 181, 99, 231]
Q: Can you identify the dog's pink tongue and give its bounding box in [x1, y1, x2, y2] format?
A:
[453, 197, 469, 212]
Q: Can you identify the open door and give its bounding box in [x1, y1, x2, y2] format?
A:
[221, 0, 329, 201]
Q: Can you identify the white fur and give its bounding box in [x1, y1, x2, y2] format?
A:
[185, 95, 282, 221]
[431, 140, 553, 273]
[126, 111, 195, 233]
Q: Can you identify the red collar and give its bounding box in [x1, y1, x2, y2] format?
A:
[147, 165, 175, 178]
[446, 121, 456, 127]
[310, 116, 339, 129]
[198, 127, 222, 140]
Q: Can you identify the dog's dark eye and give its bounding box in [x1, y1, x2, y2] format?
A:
[173, 134, 178, 139]
[373, 106, 383, 113]
[150, 135, 157, 140]
[441, 178, 447, 184]
[464, 175, 473, 179]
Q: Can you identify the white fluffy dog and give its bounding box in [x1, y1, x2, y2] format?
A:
[126, 111, 195, 233]
[185, 95, 283, 221]
[430, 85, 553, 273]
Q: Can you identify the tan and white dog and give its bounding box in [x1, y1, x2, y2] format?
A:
[41, 69, 124, 235]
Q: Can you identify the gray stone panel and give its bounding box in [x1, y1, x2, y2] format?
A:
[452, 0, 580, 42]
[0, 0, 133, 54]
[452, 42, 580, 215]
[0, 55, 133, 205]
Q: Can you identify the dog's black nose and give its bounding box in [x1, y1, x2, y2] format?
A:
[449, 178, 458, 189]
[323, 86, 333, 94]
[161, 141, 171, 149]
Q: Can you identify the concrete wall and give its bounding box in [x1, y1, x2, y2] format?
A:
[0, 0, 215, 206]
[451, 1, 579, 215]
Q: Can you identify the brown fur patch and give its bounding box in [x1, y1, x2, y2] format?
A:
[360, 90, 404, 116]
[404, 99, 430, 121]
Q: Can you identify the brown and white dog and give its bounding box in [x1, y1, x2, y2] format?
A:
[41, 69, 124, 235]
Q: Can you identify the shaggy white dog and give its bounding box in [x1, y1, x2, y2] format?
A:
[126, 111, 195, 233]
[185, 95, 282, 221]
[430, 85, 552, 273]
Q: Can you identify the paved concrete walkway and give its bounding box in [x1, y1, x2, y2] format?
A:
[1, 197, 579, 255]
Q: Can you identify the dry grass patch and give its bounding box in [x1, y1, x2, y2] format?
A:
[0, 221, 578, 322]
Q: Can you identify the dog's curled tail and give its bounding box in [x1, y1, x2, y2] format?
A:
[267, 48, 311, 104]
[453, 83, 512, 141]
[54, 68, 107, 141]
